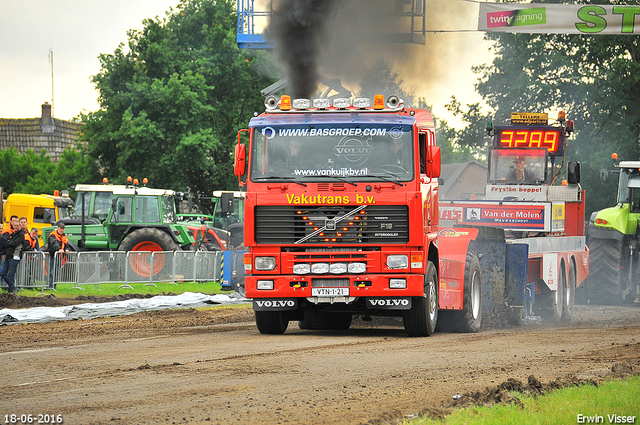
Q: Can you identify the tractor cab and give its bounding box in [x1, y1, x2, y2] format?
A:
[615, 161, 640, 212]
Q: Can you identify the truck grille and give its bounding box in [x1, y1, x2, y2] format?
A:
[312, 278, 350, 287]
[254, 205, 408, 245]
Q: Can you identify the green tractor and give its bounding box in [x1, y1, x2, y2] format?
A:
[586, 158, 640, 304]
[43, 181, 195, 276]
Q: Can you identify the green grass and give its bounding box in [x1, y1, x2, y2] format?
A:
[14, 281, 229, 298]
[408, 375, 640, 425]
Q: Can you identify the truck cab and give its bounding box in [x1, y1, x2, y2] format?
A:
[235, 94, 442, 336]
[3, 192, 73, 245]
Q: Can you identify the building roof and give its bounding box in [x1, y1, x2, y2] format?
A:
[440, 161, 488, 200]
[0, 103, 84, 162]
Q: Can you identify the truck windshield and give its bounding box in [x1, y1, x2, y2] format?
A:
[489, 148, 547, 185]
[250, 124, 414, 182]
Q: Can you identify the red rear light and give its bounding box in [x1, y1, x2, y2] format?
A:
[595, 218, 608, 225]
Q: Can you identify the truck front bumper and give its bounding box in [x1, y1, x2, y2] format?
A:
[245, 273, 426, 300]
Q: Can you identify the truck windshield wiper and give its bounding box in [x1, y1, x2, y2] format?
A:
[302, 175, 357, 186]
[367, 173, 403, 186]
[253, 176, 307, 187]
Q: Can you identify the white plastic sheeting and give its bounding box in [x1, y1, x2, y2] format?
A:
[0, 292, 249, 325]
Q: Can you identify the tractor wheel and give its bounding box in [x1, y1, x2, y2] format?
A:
[437, 252, 482, 333]
[255, 311, 288, 334]
[118, 228, 178, 277]
[561, 260, 576, 323]
[403, 260, 438, 337]
[298, 312, 352, 331]
[588, 237, 625, 305]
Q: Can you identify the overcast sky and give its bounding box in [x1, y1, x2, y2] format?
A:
[0, 0, 493, 128]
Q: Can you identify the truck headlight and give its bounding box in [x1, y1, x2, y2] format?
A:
[311, 263, 329, 274]
[257, 280, 274, 290]
[348, 262, 366, 274]
[387, 255, 408, 269]
[293, 263, 311, 275]
[389, 279, 407, 289]
[329, 263, 348, 274]
[255, 257, 276, 271]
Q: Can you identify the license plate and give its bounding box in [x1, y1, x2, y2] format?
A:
[311, 287, 349, 297]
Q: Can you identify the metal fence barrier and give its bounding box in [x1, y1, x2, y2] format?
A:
[1, 250, 225, 292]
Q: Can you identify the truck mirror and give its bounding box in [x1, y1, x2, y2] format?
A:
[234, 144, 246, 177]
[221, 193, 234, 213]
[426, 145, 441, 179]
[567, 161, 581, 184]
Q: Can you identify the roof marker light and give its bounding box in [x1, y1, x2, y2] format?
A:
[373, 95, 384, 109]
[280, 95, 292, 111]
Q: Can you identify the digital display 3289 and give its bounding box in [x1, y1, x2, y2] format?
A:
[495, 127, 564, 155]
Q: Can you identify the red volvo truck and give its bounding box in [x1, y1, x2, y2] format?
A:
[234, 94, 445, 336]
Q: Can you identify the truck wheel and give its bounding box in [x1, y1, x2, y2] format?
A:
[118, 228, 178, 277]
[403, 261, 438, 337]
[255, 311, 288, 334]
[561, 260, 576, 323]
[588, 237, 624, 305]
[541, 268, 564, 324]
[438, 252, 482, 333]
[298, 312, 352, 331]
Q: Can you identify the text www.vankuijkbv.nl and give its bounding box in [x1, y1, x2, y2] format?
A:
[292, 167, 369, 177]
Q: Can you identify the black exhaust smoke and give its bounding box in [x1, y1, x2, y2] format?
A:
[265, 0, 343, 99]
[263, 0, 481, 107]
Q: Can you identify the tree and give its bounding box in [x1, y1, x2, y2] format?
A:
[82, 0, 274, 209]
[0, 145, 100, 196]
[18, 144, 101, 195]
[0, 148, 51, 195]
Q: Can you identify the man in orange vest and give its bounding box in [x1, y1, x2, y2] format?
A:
[47, 223, 69, 289]
[1, 215, 25, 294]
[25, 228, 40, 251]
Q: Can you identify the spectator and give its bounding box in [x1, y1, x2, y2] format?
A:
[19, 216, 28, 233]
[25, 228, 40, 252]
[47, 222, 69, 289]
[0, 215, 25, 294]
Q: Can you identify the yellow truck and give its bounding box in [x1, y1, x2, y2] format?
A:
[1, 191, 74, 245]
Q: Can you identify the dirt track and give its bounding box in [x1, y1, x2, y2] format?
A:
[1, 299, 639, 425]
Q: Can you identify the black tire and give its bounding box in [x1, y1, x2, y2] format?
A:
[298, 311, 352, 331]
[561, 260, 576, 323]
[118, 227, 179, 252]
[437, 252, 482, 333]
[403, 260, 438, 337]
[255, 311, 288, 334]
[118, 228, 179, 277]
[588, 237, 625, 305]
